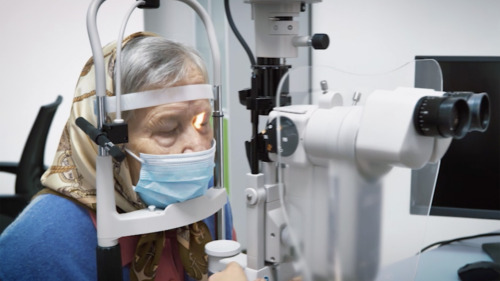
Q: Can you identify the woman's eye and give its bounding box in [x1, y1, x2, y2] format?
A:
[156, 123, 179, 136]
[152, 126, 178, 147]
[159, 128, 176, 135]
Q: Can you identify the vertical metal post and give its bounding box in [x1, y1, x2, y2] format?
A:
[87, 1, 123, 280]
[213, 85, 226, 240]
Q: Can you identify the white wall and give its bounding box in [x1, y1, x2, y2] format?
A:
[0, 1, 144, 194]
[312, 0, 500, 266]
[144, 1, 196, 46]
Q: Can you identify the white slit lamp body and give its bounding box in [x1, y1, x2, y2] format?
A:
[209, 0, 489, 277]
[206, 0, 457, 280]
[206, 87, 455, 281]
[271, 87, 451, 279]
[204, 0, 452, 280]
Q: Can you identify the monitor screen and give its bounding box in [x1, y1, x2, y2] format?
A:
[411, 56, 500, 219]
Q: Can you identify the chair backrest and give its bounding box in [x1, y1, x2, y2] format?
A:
[16, 95, 63, 197]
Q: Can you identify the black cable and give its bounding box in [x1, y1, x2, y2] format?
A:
[419, 232, 500, 253]
[224, 0, 256, 67]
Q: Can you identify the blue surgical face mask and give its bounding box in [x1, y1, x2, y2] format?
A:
[126, 141, 216, 209]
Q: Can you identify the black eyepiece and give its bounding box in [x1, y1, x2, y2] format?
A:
[414, 92, 491, 139]
[413, 96, 470, 139]
[444, 92, 490, 132]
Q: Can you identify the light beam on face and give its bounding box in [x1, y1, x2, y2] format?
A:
[193, 112, 206, 130]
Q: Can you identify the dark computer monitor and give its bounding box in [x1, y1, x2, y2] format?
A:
[411, 56, 500, 219]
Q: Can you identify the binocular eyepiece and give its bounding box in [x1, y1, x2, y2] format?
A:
[413, 92, 490, 139]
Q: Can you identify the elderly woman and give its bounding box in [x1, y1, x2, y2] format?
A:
[0, 32, 234, 281]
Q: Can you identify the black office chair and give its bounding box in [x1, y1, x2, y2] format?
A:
[0, 95, 63, 233]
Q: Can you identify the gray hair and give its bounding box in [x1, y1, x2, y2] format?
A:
[119, 36, 209, 94]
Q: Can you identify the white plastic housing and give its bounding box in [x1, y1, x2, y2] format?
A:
[356, 87, 452, 174]
[271, 87, 452, 176]
[245, 0, 322, 58]
[265, 87, 454, 280]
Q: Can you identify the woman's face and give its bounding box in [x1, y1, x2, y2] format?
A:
[126, 68, 213, 185]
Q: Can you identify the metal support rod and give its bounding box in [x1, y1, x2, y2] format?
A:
[214, 91, 226, 240]
[87, 1, 124, 280]
[86, 0, 106, 131]
[212, 86, 224, 189]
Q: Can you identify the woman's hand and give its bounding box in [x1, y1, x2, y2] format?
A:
[208, 262, 265, 281]
[208, 261, 302, 281]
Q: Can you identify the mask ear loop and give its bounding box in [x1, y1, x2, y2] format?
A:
[124, 147, 144, 164]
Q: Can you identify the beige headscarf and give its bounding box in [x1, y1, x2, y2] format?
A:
[41, 32, 212, 281]
[40, 32, 147, 212]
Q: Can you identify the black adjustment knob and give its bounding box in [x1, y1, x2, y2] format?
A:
[138, 0, 160, 9]
[311, 34, 330, 50]
[262, 116, 299, 157]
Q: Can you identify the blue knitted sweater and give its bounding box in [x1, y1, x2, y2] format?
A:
[0, 194, 233, 281]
